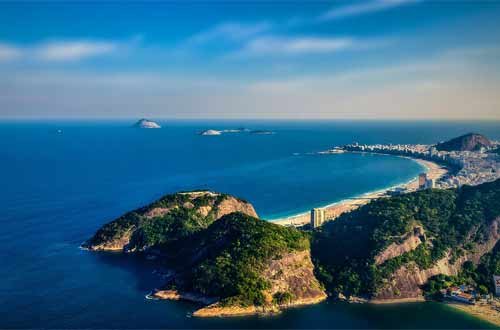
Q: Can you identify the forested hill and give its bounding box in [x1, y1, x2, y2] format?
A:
[312, 179, 500, 300]
[435, 133, 492, 151]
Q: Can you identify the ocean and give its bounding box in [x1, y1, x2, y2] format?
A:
[1, 120, 499, 329]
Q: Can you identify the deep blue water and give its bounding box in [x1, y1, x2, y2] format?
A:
[1, 120, 499, 329]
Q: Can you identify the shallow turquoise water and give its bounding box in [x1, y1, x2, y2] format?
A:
[1, 120, 499, 328]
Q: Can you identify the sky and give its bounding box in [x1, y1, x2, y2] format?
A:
[1, 0, 500, 120]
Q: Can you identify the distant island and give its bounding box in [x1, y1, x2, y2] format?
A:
[83, 133, 500, 324]
[249, 130, 275, 135]
[199, 128, 275, 136]
[133, 119, 161, 129]
[199, 129, 222, 136]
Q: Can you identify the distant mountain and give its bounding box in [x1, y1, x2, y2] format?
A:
[435, 133, 492, 151]
[133, 118, 161, 129]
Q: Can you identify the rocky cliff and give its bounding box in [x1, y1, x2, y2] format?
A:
[374, 217, 500, 301]
[161, 248, 327, 317]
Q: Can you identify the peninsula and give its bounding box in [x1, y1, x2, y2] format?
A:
[83, 191, 326, 317]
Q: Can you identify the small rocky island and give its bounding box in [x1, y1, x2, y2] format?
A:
[133, 118, 161, 129]
[199, 129, 222, 136]
[198, 128, 275, 136]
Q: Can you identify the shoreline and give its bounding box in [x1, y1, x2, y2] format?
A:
[271, 155, 448, 227]
[444, 301, 500, 327]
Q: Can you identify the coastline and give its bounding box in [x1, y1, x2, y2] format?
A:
[444, 302, 500, 327]
[271, 156, 448, 227]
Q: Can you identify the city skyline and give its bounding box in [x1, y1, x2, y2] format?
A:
[1, 1, 500, 119]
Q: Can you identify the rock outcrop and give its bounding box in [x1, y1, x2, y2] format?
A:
[374, 218, 500, 301]
[375, 226, 425, 265]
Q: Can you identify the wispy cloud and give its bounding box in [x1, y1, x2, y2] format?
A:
[319, 0, 419, 21]
[186, 22, 272, 45]
[35, 41, 117, 61]
[0, 39, 123, 63]
[0, 43, 23, 61]
[229, 36, 385, 58]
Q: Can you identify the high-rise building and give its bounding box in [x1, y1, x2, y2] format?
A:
[425, 178, 435, 189]
[311, 208, 325, 228]
[418, 173, 427, 189]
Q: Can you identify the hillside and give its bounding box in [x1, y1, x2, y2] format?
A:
[85, 193, 326, 316]
[155, 212, 326, 316]
[435, 133, 492, 152]
[82, 191, 257, 252]
[312, 179, 500, 301]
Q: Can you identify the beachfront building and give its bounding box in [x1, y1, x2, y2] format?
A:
[418, 173, 428, 189]
[311, 208, 325, 228]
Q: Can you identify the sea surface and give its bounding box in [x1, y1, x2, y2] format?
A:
[1, 120, 500, 329]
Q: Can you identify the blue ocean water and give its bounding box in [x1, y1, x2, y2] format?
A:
[1, 120, 499, 329]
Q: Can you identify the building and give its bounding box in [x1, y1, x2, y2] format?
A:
[425, 178, 435, 189]
[418, 173, 428, 189]
[494, 275, 500, 296]
[311, 208, 325, 228]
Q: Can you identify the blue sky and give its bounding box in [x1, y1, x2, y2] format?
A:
[1, 1, 500, 119]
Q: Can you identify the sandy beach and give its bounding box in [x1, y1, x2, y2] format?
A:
[445, 302, 500, 327]
[271, 157, 448, 227]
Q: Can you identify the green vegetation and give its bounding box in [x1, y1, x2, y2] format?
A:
[85, 192, 234, 250]
[424, 242, 500, 298]
[312, 179, 500, 298]
[174, 212, 310, 307]
[435, 133, 492, 152]
[129, 208, 215, 250]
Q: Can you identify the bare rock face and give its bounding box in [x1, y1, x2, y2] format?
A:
[375, 227, 425, 266]
[214, 196, 258, 219]
[263, 250, 327, 305]
[86, 227, 136, 251]
[189, 250, 326, 317]
[83, 191, 257, 252]
[373, 218, 500, 301]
